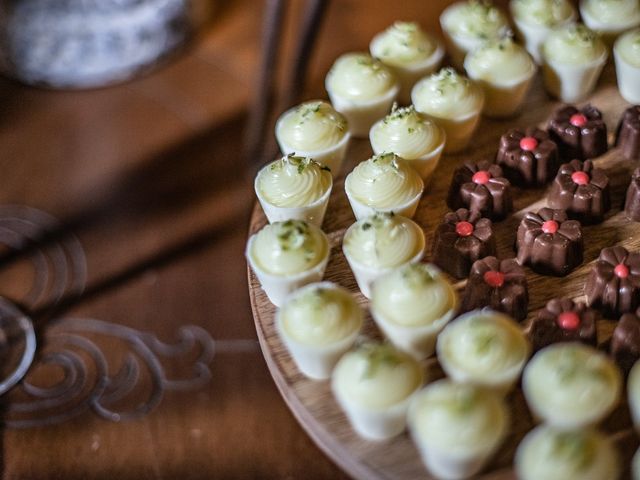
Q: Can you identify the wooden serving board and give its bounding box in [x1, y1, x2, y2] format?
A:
[248, 64, 640, 479]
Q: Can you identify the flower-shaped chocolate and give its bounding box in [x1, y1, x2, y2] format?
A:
[611, 308, 640, 375]
[585, 246, 640, 318]
[616, 105, 640, 160]
[461, 256, 529, 321]
[548, 104, 608, 160]
[496, 127, 560, 187]
[625, 168, 640, 222]
[431, 208, 496, 279]
[529, 298, 597, 352]
[547, 159, 610, 224]
[516, 208, 583, 276]
[446, 161, 513, 220]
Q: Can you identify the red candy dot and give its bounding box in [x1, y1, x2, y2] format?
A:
[557, 311, 580, 331]
[483, 271, 505, 288]
[455, 221, 474, 237]
[472, 170, 491, 185]
[542, 220, 559, 234]
[571, 171, 590, 185]
[615, 263, 629, 279]
[520, 137, 538, 151]
[570, 113, 588, 127]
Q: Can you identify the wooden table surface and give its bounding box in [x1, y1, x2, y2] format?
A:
[0, 1, 489, 478]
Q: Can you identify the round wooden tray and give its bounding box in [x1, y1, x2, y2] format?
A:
[248, 65, 640, 479]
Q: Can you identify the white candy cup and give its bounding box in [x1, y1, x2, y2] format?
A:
[370, 307, 455, 360]
[254, 176, 332, 228]
[327, 83, 400, 138]
[542, 52, 607, 103]
[614, 45, 640, 104]
[511, 10, 577, 64]
[435, 110, 482, 154]
[581, 6, 640, 47]
[275, 121, 351, 178]
[344, 185, 423, 221]
[413, 442, 495, 480]
[629, 362, 640, 432]
[246, 235, 330, 307]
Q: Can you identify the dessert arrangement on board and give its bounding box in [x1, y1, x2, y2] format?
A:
[247, 1, 640, 478]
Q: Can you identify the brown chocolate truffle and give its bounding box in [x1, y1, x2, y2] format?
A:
[548, 104, 608, 160]
[516, 208, 583, 276]
[461, 256, 529, 321]
[529, 298, 597, 352]
[431, 208, 496, 279]
[446, 161, 513, 220]
[585, 246, 640, 318]
[496, 127, 560, 187]
[611, 309, 640, 375]
[615, 105, 640, 160]
[547, 159, 611, 224]
[625, 168, 640, 222]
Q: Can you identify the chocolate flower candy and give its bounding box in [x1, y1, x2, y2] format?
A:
[446, 161, 513, 220]
[547, 104, 608, 160]
[625, 168, 640, 222]
[496, 127, 560, 187]
[461, 256, 529, 321]
[611, 309, 640, 375]
[615, 105, 640, 160]
[529, 298, 597, 352]
[516, 208, 583, 276]
[585, 246, 640, 318]
[547, 159, 610, 224]
[431, 208, 496, 279]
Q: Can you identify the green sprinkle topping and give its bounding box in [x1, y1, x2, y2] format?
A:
[551, 432, 595, 471]
[358, 342, 402, 379]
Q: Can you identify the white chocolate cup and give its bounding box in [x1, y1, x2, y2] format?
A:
[542, 52, 607, 102]
[344, 186, 423, 221]
[580, 6, 640, 47]
[327, 83, 400, 138]
[433, 110, 482, 154]
[628, 361, 640, 432]
[246, 235, 330, 307]
[614, 43, 640, 103]
[512, 11, 577, 64]
[413, 442, 496, 480]
[254, 175, 332, 228]
[275, 122, 351, 178]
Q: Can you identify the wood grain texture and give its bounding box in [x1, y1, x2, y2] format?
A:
[249, 64, 640, 479]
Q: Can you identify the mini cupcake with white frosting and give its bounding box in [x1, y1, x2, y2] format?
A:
[246, 219, 329, 306]
[510, 0, 577, 63]
[325, 53, 399, 137]
[440, 0, 511, 68]
[255, 154, 332, 227]
[371, 263, 457, 360]
[412, 68, 484, 153]
[515, 425, 620, 480]
[369, 105, 446, 183]
[541, 23, 608, 102]
[408, 380, 509, 479]
[275, 100, 349, 177]
[464, 37, 537, 118]
[523, 343, 622, 429]
[344, 152, 424, 220]
[437, 309, 531, 395]
[332, 341, 423, 440]
[614, 28, 640, 103]
[580, 0, 640, 45]
[276, 282, 363, 379]
[369, 21, 445, 104]
[342, 213, 425, 298]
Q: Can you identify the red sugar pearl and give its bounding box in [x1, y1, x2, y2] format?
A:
[615, 263, 630, 279]
[472, 170, 491, 185]
[542, 220, 559, 234]
[455, 221, 474, 237]
[520, 137, 538, 151]
[571, 171, 590, 185]
[570, 113, 588, 127]
[557, 311, 580, 330]
[483, 271, 505, 288]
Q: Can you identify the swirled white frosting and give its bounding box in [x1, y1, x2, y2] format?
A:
[343, 213, 425, 269]
[616, 28, 640, 67]
[511, 0, 575, 27]
[332, 342, 423, 409]
[256, 155, 332, 207]
[370, 105, 444, 160]
[277, 100, 347, 152]
[372, 263, 456, 327]
[412, 67, 484, 119]
[250, 220, 328, 275]
[465, 37, 536, 83]
[442, 1, 510, 42]
[543, 23, 607, 64]
[325, 53, 397, 101]
[370, 21, 439, 67]
[280, 283, 362, 345]
[345, 153, 423, 209]
[582, 0, 640, 27]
